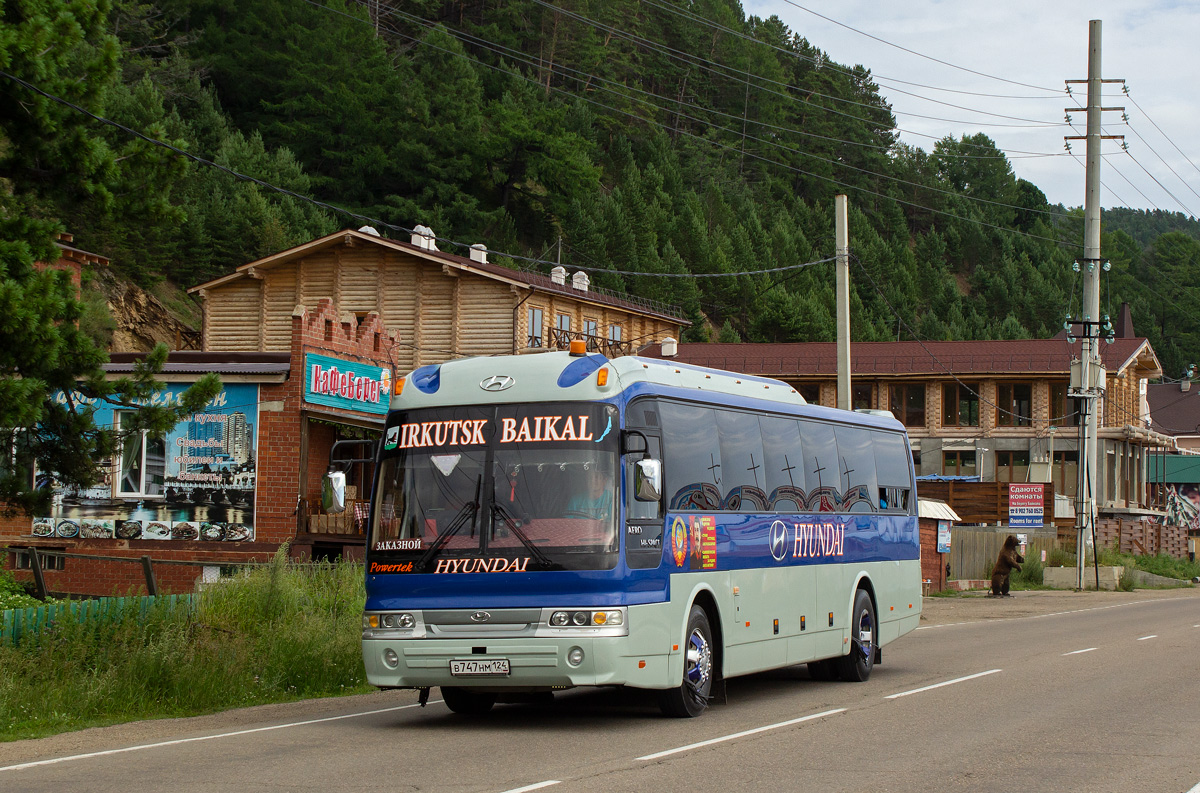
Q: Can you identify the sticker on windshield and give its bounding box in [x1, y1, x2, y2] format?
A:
[430, 454, 462, 477]
[384, 425, 400, 450]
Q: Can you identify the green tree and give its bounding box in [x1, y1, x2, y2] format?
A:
[0, 0, 220, 514]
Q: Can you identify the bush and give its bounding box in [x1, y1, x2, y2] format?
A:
[1011, 555, 1044, 588]
[0, 553, 371, 742]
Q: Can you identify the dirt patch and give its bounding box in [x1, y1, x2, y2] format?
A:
[920, 586, 1200, 626]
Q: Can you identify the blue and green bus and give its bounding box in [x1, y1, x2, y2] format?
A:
[360, 344, 921, 717]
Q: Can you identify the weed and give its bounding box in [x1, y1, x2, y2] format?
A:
[0, 559, 370, 742]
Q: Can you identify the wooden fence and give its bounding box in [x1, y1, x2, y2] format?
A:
[948, 526, 1059, 581]
[1094, 518, 1187, 558]
[1, 594, 193, 645]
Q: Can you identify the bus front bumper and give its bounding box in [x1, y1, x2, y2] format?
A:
[362, 636, 671, 691]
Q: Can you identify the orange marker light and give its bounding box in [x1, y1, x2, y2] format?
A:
[745, 621, 750, 627]
[638, 660, 646, 669]
[672, 644, 679, 651]
[395, 377, 406, 396]
[596, 368, 609, 386]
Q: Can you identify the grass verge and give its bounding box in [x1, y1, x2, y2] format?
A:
[0, 547, 372, 742]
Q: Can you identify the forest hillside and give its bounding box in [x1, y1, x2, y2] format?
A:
[2, 0, 1197, 378]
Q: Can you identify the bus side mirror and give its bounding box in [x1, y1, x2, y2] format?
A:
[322, 470, 346, 514]
[634, 459, 661, 502]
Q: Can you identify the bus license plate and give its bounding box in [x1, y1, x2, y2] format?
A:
[450, 658, 510, 676]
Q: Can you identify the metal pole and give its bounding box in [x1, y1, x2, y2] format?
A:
[835, 194, 851, 411]
[1076, 20, 1103, 590]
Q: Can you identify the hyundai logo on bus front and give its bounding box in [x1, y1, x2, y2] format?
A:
[470, 612, 492, 623]
[480, 375, 515, 392]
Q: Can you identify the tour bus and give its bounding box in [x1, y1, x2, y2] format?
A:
[359, 342, 921, 717]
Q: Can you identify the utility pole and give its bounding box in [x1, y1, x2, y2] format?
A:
[835, 195, 851, 410]
[1065, 20, 1124, 590]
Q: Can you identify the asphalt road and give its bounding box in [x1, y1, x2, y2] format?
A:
[3, 588, 1200, 793]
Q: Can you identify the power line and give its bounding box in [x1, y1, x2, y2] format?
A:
[341, 0, 1077, 243]
[528, 0, 1065, 130]
[776, 0, 1062, 94]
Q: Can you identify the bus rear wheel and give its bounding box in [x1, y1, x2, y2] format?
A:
[659, 605, 714, 718]
[441, 686, 496, 715]
[837, 589, 876, 683]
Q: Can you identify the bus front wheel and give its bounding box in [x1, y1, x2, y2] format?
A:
[837, 589, 876, 683]
[441, 686, 496, 715]
[659, 605, 714, 718]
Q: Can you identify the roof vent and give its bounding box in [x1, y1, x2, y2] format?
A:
[550, 266, 567, 285]
[357, 226, 381, 237]
[469, 244, 488, 264]
[571, 270, 590, 292]
[660, 337, 678, 358]
[411, 225, 438, 251]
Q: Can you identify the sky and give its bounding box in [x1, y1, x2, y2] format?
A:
[744, 0, 1200, 213]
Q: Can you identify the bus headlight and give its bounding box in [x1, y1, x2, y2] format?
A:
[381, 613, 415, 629]
[550, 611, 570, 626]
[547, 609, 626, 631]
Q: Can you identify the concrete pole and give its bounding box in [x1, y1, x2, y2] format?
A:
[1077, 20, 1103, 590]
[836, 195, 851, 411]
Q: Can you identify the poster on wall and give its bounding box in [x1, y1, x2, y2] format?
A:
[936, 520, 951, 553]
[30, 383, 260, 542]
[1008, 483, 1044, 529]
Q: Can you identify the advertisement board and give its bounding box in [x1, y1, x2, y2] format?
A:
[304, 352, 391, 416]
[1008, 483, 1044, 529]
[30, 383, 260, 542]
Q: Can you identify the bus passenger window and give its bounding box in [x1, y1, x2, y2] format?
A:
[760, 416, 804, 512]
[873, 432, 913, 513]
[715, 409, 767, 512]
[798, 420, 838, 511]
[661, 401, 722, 511]
[834, 425, 879, 513]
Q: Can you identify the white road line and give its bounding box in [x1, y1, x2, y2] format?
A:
[885, 669, 1002, 700]
[1185, 779, 1200, 793]
[498, 782, 561, 793]
[636, 708, 845, 761]
[0, 701, 436, 773]
[916, 598, 1177, 630]
[1137, 635, 1157, 641]
[1063, 647, 1097, 655]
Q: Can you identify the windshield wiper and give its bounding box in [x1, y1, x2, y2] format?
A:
[416, 476, 481, 572]
[491, 502, 556, 570]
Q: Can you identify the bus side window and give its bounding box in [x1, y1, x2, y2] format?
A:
[660, 401, 722, 511]
[715, 409, 767, 512]
[760, 415, 804, 513]
[798, 420, 838, 511]
[873, 431, 913, 513]
[834, 425, 879, 513]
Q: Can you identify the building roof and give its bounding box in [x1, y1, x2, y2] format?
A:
[1147, 382, 1200, 438]
[639, 339, 1162, 380]
[104, 352, 291, 376]
[918, 498, 962, 522]
[188, 228, 687, 324]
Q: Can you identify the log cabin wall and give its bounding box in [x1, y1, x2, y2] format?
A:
[197, 230, 686, 367]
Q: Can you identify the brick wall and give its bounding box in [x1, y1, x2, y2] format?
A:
[2, 297, 397, 596]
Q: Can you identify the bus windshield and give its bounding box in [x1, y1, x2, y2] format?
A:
[370, 402, 619, 573]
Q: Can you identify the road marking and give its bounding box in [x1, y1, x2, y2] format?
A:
[917, 598, 1178, 630]
[0, 701, 437, 773]
[1062, 647, 1097, 655]
[1185, 779, 1200, 793]
[1137, 635, 1157, 641]
[498, 782, 561, 793]
[885, 669, 1002, 700]
[636, 708, 845, 761]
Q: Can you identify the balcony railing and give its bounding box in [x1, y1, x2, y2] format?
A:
[541, 327, 633, 357]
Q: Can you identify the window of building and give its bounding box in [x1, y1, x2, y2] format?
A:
[526, 307, 544, 347]
[942, 450, 977, 477]
[796, 384, 820, 405]
[995, 450, 1030, 483]
[607, 324, 623, 342]
[1049, 383, 1079, 426]
[115, 411, 165, 497]
[852, 384, 873, 411]
[1052, 451, 1078, 497]
[889, 384, 926, 428]
[12, 548, 65, 571]
[997, 383, 1032, 427]
[942, 383, 979, 427]
[583, 319, 599, 350]
[557, 313, 571, 332]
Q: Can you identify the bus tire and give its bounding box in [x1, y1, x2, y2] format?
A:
[658, 604, 714, 718]
[837, 589, 876, 683]
[441, 686, 496, 715]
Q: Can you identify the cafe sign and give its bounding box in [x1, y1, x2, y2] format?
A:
[305, 352, 392, 416]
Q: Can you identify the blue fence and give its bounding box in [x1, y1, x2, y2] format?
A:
[1, 594, 194, 645]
